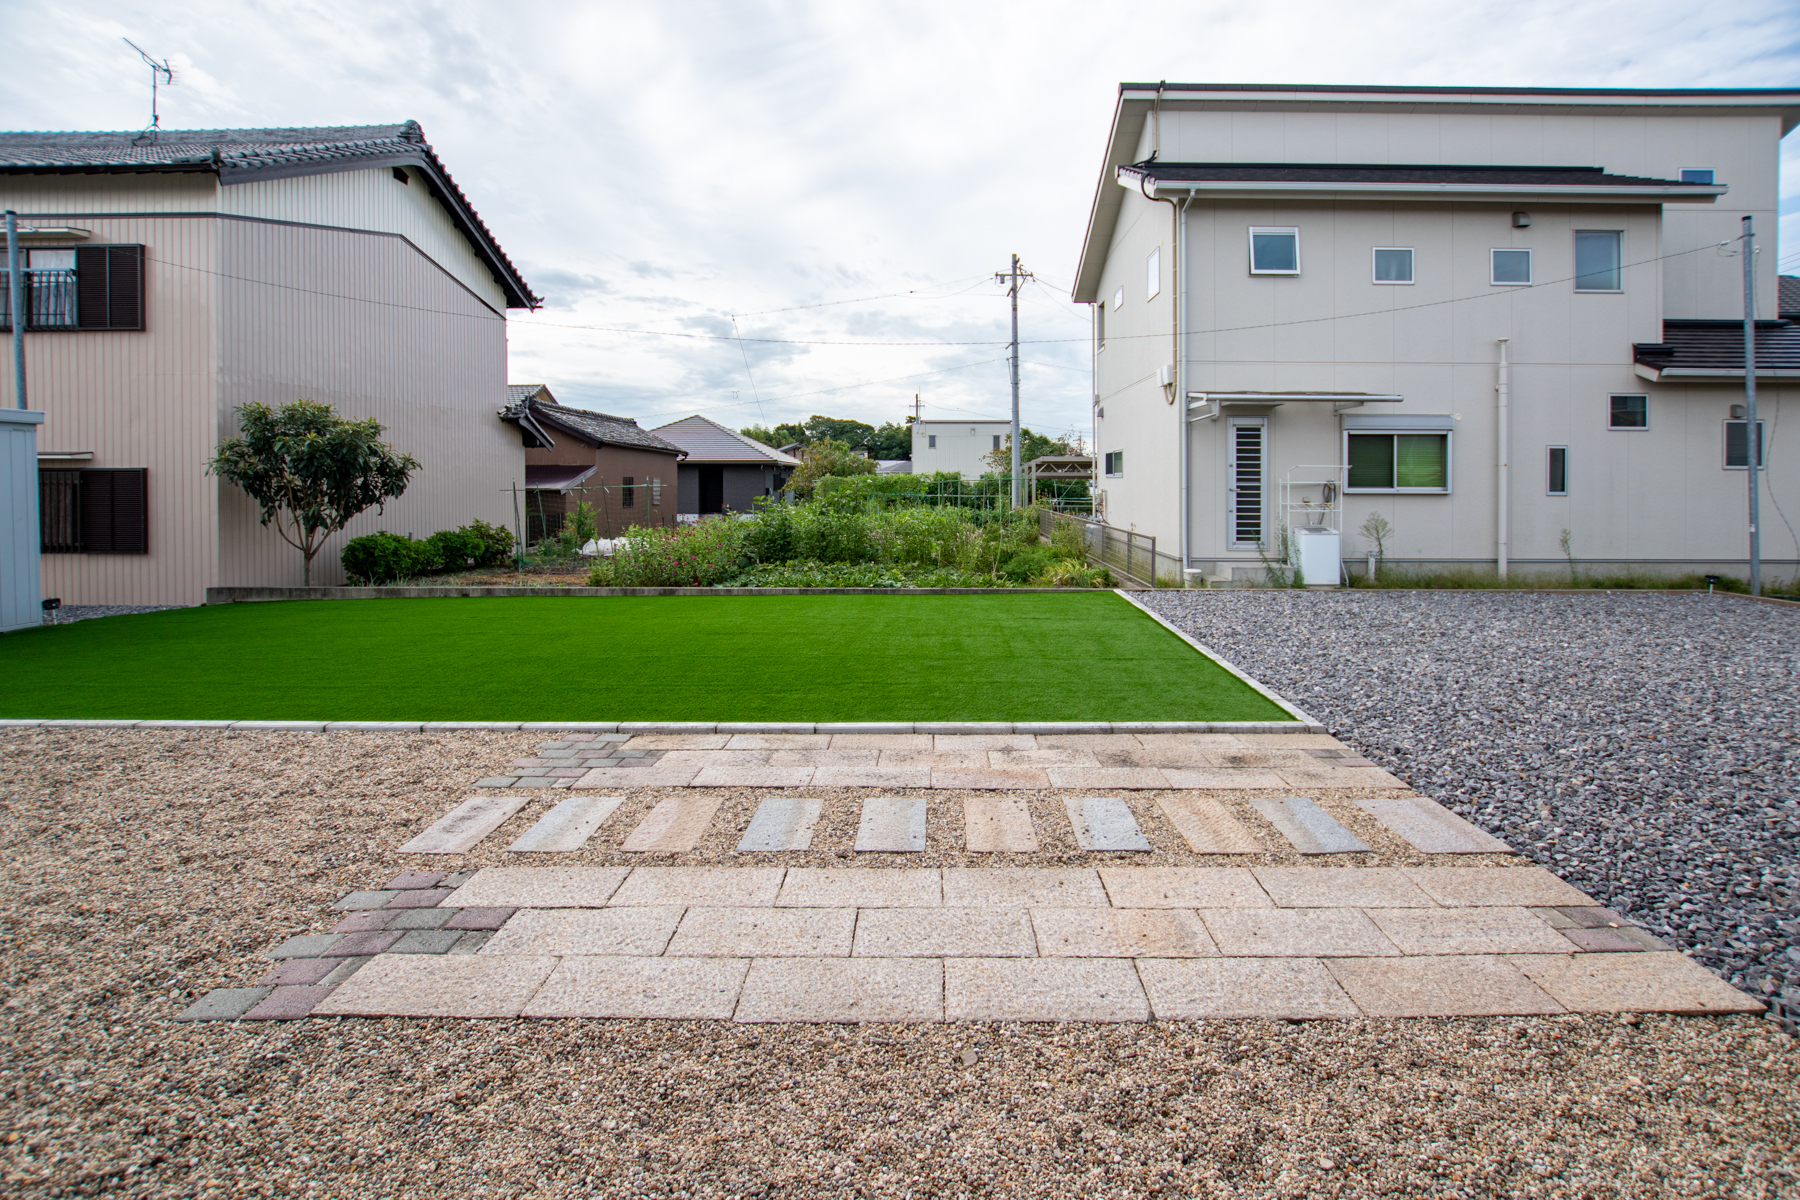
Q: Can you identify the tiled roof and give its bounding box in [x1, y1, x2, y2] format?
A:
[650, 415, 803, 466]
[0, 122, 538, 308]
[525, 464, 597, 491]
[1122, 162, 1714, 188]
[1781, 275, 1800, 319]
[500, 391, 685, 456]
[1635, 320, 1800, 375]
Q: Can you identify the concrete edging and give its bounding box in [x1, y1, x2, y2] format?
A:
[0, 718, 1321, 734]
[204, 586, 1083, 602]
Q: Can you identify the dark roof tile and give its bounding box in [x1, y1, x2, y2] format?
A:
[500, 392, 685, 456]
[1635, 320, 1800, 373]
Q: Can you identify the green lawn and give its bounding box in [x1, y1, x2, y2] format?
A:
[0, 594, 1296, 723]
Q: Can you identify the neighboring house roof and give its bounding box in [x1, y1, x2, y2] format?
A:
[1781, 275, 1800, 320]
[1634, 320, 1800, 379]
[651, 416, 803, 466]
[500, 386, 686, 456]
[0, 122, 538, 308]
[525, 464, 598, 491]
[876, 460, 913, 475]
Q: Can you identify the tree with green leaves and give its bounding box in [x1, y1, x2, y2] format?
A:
[741, 421, 807, 449]
[209, 400, 420, 584]
[865, 419, 914, 460]
[782, 438, 878, 498]
[982, 427, 1082, 475]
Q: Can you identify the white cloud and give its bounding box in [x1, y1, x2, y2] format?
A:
[4, 0, 1796, 435]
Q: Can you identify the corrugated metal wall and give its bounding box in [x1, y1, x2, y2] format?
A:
[214, 218, 518, 588]
[0, 214, 222, 608]
[221, 168, 509, 310]
[0, 412, 46, 632]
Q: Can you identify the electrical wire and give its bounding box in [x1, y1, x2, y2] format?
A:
[729, 314, 765, 421]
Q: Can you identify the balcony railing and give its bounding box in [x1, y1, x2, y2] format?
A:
[0, 268, 79, 329]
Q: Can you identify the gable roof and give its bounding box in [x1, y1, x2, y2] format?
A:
[650, 415, 803, 466]
[500, 386, 685, 456]
[0, 122, 538, 308]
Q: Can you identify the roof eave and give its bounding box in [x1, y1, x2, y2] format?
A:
[1118, 168, 1726, 204]
[1636, 364, 1800, 382]
[1073, 93, 1152, 303]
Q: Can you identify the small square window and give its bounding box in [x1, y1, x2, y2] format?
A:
[1724, 420, 1765, 469]
[1547, 447, 1567, 496]
[1574, 231, 1622, 292]
[1679, 168, 1714, 185]
[927, 434, 937, 449]
[1250, 227, 1299, 275]
[1609, 394, 1648, 430]
[1104, 451, 1123, 477]
[1146, 247, 1161, 300]
[1491, 249, 1532, 286]
[1373, 248, 1413, 284]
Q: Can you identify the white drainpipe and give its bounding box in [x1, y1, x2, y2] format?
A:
[1496, 337, 1511, 580]
[1176, 194, 1190, 582]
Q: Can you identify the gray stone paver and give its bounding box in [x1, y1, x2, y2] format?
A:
[388, 929, 466, 954]
[506, 795, 622, 852]
[1137, 958, 1360, 1020]
[1356, 797, 1512, 854]
[260, 957, 345, 985]
[1403, 866, 1597, 908]
[331, 891, 399, 911]
[388, 907, 454, 930]
[265, 934, 341, 960]
[1063, 795, 1153, 851]
[855, 796, 927, 852]
[944, 958, 1149, 1022]
[451, 867, 630, 909]
[1323, 955, 1566, 1016]
[1252, 867, 1435, 909]
[176, 988, 273, 1021]
[315, 954, 560, 1019]
[1250, 797, 1373, 854]
[735, 958, 944, 1022]
[1506, 952, 1767, 1015]
[739, 796, 826, 851]
[399, 794, 529, 854]
[443, 906, 517, 931]
[667, 908, 855, 957]
[852, 909, 1036, 958]
[243, 985, 334, 1021]
[1367, 907, 1579, 955]
[332, 930, 404, 956]
[522, 956, 748, 1019]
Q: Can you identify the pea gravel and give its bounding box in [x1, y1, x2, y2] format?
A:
[4, 727, 1798, 1198]
[1142, 590, 1800, 1033]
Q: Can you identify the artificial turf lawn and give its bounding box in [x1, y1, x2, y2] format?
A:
[0, 593, 1296, 723]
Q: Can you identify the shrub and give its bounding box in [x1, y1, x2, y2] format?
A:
[420, 527, 485, 573]
[997, 545, 1056, 583]
[463, 519, 516, 567]
[586, 519, 746, 587]
[713, 561, 1006, 589]
[341, 531, 423, 584]
[1033, 560, 1115, 588]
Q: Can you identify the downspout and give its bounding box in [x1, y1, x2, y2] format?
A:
[1496, 338, 1510, 581]
[1140, 176, 1183, 579]
[1176, 194, 1190, 582]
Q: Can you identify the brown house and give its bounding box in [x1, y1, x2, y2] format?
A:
[499, 385, 685, 540]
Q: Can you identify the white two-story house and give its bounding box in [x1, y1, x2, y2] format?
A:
[1, 123, 538, 605]
[1074, 84, 1800, 583]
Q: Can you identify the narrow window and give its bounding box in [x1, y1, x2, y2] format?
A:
[1146, 247, 1161, 299]
[651, 477, 663, 505]
[621, 476, 635, 508]
[1724, 421, 1765, 469]
[1373, 248, 1413, 284]
[1104, 451, 1123, 477]
[1609, 394, 1648, 430]
[1095, 302, 1105, 349]
[1574, 231, 1622, 292]
[1491, 249, 1532, 286]
[992, 435, 1002, 450]
[1249, 227, 1300, 275]
[1679, 168, 1714, 184]
[927, 434, 937, 449]
[1345, 433, 1450, 492]
[1547, 447, 1568, 496]
[1113, 286, 1123, 312]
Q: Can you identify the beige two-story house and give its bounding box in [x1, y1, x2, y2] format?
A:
[1074, 84, 1800, 583]
[0, 123, 539, 605]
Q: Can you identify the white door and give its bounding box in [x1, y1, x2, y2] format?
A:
[1227, 417, 1267, 551]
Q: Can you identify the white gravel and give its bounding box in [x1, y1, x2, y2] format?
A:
[1142, 589, 1800, 1033]
[44, 605, 188, 625]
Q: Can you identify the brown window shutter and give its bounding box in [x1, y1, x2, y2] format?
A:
[79, 468, 148, 553]
[75, 246, 109, 329]
[73, 245, 145, 330]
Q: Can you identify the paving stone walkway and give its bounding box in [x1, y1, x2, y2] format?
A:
[175, 730, 1765, 1024]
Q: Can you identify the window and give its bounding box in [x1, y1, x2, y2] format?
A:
[1113, 286, 1123, 311]
[1547, 447, 1568, 496]
[1146, 247, 1160, 299]
[0, 244, 144, 331]
[1095, 301, 1105, 349]
[1725, 421, 1765, 470]
[927, 434, 937, 449]
[1345, 433, 1450, 492]
[1679, 168, 1714, 185]
[1373, 248, 1413, 284]
[1104, 451, 1123, 477]
[651, 477, 663, 505]
[1574, 231, 1622, 292]
[1249, 227, 1299, 275]
[622, 476, 635, 508]
[38, 467, 148, 553]
[1609, 394, 1648, 430]
[993, 435, 1002, 450]
[1491, 249, 1532, 286]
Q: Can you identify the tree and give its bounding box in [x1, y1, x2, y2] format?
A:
[741, 421, 806, 449]
[802, 415, 876, 447]
[982, 427, 1080, 475]
[865, 419, 914, 460]
[209, 400, 420, 584]
[782, 438, 877, 498]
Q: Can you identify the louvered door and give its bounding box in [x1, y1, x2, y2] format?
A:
[1227, 418, 1266, 550]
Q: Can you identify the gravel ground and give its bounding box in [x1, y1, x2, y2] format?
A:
[43, 606, 189, 626]
[4, 728, 1797, 1198]
[1142, 590, 1800, 1034]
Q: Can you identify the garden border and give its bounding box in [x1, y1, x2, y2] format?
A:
[204, 586, 1085, 602]
[1112, 590, 1326, 728]
[0, 719, 1322, 733]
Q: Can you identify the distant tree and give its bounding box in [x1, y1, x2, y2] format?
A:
[783, 438, 878, 498]
[865, 419, 915, 460]
[982, 427, 1081, 475]
[802, 415, 876, 447]
[742, 421, 806, 448]
[209, 400, 419, 585]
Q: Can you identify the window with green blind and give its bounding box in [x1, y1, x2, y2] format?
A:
[1345, 432, 1450, 492]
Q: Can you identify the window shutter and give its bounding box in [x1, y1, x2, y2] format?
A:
[79, 468, 148, 553]
[39, 470, 83, 552]
[74, 245, 145, 330]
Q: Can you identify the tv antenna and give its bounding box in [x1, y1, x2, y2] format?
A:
[122, 38, 174, 145]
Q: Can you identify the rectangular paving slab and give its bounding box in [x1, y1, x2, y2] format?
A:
[666, 908, 856, 957]
[777, 869, 942, 908]
[1506, 952, 1765, 1015]
[855, 796, 927, 852]
[852, 909, 1036, 958]
[739, 797, 826, 852]
[506, 795, 623, 853]
[243, 985, 335, 1021]
[1367, 907, 1578, 955]
[622, 797, 724, 852]
[1136, 958, 1360, 1020]
[313, 954, 559, 1018]
[480, 907, 684, 956]
[1323, 955, 1566, 1016]
[608, 867, 786, 908]
[1199, 908, 1399, 958]
[1402, 867, 1595, 908]
[176, 988, 273, 1022]
[1154, 796, 1264, 853]
[942, 868, 1107, 908]
[1031, 909, 1216, 958]
[736, 958, 944, 1022]
[522, 956, 749, 1019]
[1063, 796, 1153, 851]
[1356, 797, 1512, 854]
[944, 958, 1149, 1022]
[963, 796, 1038, 852]
[450, 867, 630, 909]
[399, 794, 530, 854]
[1250, 797, 1372, 854]
[1252, 867, 1434, 909]
[1098, 868, 1272, 909]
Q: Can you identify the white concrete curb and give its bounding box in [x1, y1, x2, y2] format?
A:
[0, 718, 1321, 734]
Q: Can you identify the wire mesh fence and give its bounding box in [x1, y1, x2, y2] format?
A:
[1041, 510, 1193, 588]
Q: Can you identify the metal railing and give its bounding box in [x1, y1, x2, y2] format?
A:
[1041, 510, 1192, 588]
[0, 268, 79, 329]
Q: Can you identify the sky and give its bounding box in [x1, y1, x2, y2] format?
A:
[3, 0, 1798, 443]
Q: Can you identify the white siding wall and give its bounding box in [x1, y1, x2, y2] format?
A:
[910, 421, 1013, 478]
[221, 168, 509, 311]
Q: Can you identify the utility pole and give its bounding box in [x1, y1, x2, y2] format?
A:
[6, 211, 23, 410]
[1742, 215, 1761, 597]
[995, 254, 1032, 507]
